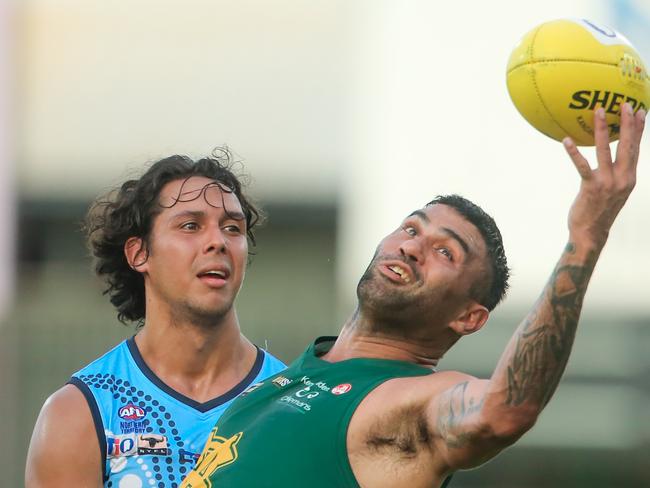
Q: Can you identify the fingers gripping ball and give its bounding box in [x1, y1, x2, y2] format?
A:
[506, 18, 650, 146]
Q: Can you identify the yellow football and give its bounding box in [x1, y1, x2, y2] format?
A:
[506, 19, 650, 146]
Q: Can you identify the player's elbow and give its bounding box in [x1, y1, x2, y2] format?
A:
[483, 407, 539, 445]
[481, 408, 539, 446]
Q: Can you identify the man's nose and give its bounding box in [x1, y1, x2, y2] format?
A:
[399, 237, 424, 263]
[204, 227, 227, 254]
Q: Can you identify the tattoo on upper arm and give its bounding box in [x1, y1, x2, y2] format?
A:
[506, 243, 596, 407]
[436, 381, 485, 448]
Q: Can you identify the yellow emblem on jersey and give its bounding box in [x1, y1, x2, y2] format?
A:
[179, 426, 243, 487]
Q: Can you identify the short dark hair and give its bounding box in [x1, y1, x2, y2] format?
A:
[85, 149, 261, 324]
[426, 194, 509, 311]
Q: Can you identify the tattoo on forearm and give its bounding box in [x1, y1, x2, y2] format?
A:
[506, 242, 596, 407]
[437, 381, 485, 448]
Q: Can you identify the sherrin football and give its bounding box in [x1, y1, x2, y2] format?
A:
[506, 18, 650, 145]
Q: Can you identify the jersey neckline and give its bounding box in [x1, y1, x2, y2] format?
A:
[308, 336, 436, 373]
[126, 335, 265, 413]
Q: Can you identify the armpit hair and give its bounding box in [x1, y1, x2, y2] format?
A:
[366, 404, 433, 459]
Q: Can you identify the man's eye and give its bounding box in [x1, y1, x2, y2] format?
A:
[403, 226, 417, 236]
[436, 247, 453, 260]
[224, 225, 243, 234]
[181, 222, 199, 231]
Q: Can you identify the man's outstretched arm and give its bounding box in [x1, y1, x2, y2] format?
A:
[431, 103, 645, 471]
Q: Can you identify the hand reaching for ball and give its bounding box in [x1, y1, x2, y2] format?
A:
[562, 103, 646, 249]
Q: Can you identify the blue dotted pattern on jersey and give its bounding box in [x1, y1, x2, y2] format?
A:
[71, 338, 286, 488]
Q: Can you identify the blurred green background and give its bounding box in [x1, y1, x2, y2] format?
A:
[2, 200, 649, 486]
[1, 0, 649, 486]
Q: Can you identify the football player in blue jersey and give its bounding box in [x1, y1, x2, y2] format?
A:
[25, 149, 286, 487]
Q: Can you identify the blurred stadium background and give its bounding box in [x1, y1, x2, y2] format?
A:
[1, 0, 648, 486]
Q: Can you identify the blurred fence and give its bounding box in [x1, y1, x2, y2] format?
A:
[2, 198, 649, 487]
[1, 200, 339, 486]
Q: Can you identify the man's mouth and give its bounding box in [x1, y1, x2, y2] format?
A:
[197, 268, 230, 287]
[387, 265, 410, 283]
[198, 270, 227, 279]
[378, 262, 414, 284]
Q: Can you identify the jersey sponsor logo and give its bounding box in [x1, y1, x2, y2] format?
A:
[280, 394, 312, 411]
[277, 375, 340, 412]
[331, 383, 352, 395]
[137, 434, 171, 456]
[295, 385, 320, 399]
[118, 403, 146, 420]
[106, 434, 137, 458]
[272, 375, 292, 388]
[179, 448, 201, 465]
[300, 375, 330, 392]
[180, 427, 242, 487]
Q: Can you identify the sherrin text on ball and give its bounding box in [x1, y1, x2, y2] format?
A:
[506, 18, 650, 145]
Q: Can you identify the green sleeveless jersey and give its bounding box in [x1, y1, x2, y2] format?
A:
[181, 337, 448, 487]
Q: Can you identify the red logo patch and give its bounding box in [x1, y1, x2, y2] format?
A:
[331, 383, 352, 395]
[118, 403, 146, 420]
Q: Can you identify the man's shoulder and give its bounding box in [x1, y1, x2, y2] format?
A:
[391, 369, 479, 391]
[26, 384, 101, 486]
[41, 383, 95, 423]
[29, 384, 97, 455]
[356, 370, 480, 413]
[71, 338, 130, 378]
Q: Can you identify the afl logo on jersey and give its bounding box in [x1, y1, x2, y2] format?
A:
[331, 383, 352, 395]
[119, 403, 146, 420]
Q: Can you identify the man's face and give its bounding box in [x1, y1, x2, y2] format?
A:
[357, 204, 489, 326]
[133, 176, 249, 325]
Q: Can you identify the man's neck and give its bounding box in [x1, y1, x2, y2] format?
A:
[133, 307, 258, 403]
[322, 308, 457, 368]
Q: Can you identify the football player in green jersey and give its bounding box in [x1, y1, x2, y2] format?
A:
[182, 104, 644, 487]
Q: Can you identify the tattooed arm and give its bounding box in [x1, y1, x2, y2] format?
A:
[429, 104, 645, 472]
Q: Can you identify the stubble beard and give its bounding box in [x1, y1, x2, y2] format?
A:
[357, 268, 412, 313]
[357, 261, 440, 331]
[172, 296, 236, 330]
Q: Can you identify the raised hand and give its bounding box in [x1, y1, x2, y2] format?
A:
[562, 103, 646, 249]
[434, 103, 647, 473]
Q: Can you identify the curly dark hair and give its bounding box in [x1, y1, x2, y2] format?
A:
[85, 149, 261, 324]
[426, 194, 509, 311]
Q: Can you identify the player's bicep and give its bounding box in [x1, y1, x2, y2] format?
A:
[429, 378, 507, 471]
[26, 384, 103, 488]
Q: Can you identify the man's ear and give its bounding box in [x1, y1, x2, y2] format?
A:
[124, 237, 148, 272]
[449, 302, 489, 336]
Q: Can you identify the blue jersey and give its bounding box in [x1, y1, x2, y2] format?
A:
[69, 336, 285, 488]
